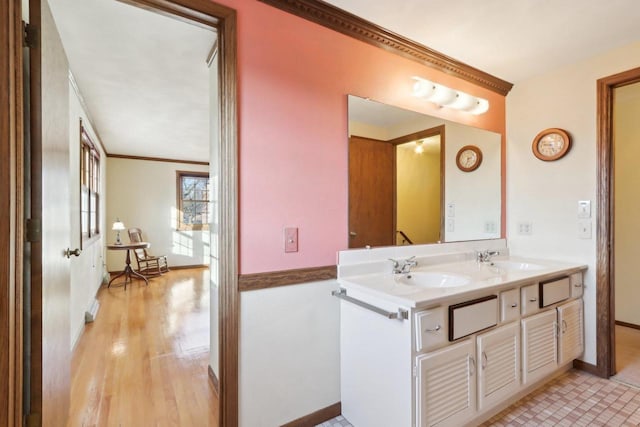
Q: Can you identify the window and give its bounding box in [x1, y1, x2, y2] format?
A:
[177, 171, 210, 230]
[80, 121, 100, 243]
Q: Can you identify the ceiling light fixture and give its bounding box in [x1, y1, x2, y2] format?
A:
[412, 77, 490, 115]
[414, 140, 424, 154]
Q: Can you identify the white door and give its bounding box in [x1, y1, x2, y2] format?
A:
[416, 339, 476, 427]
[558, 299, 584, 365]
[522, 310, 557, 385]
[477, 322, 520, 411]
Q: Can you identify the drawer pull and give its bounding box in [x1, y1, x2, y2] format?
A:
[529, 298, 537, 302]
[469, 356, 476, 376]
[574, 283, 582, 287]
[425, 325, 441, 333]
[511, 303, 518, 308]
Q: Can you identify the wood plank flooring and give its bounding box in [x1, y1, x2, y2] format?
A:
[68, 268, 218, 426]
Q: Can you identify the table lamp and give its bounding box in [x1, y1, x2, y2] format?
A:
[112, 219, 126, 245]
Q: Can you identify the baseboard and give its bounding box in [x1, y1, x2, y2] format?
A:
[108, 264, 208, 274]
[281, 402, 341, 427]
[616, 320, 640, 330]
[208, 365, 219, 397]
[573, 359, 602, 377]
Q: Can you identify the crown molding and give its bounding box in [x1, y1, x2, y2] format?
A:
[258, 0, 513, 96]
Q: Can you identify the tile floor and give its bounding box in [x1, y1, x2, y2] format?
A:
[324, 369, 640, 426]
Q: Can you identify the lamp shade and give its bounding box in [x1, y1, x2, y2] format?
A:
[112, 220, 125, 231]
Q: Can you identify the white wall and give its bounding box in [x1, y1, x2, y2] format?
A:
[68, 78, 107, 348]
[105, 158, 210, 272]
[239, 280, 341, 427]
[506, 41, 640, 365]
[614, 83, 640, 325]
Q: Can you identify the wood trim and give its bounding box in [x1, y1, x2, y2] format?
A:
[387, 125, 444, 146]
[107, 153, 209, 166]
[573, 359, 600, 376]
[1, 0, 23, 424]
[116, 0, 221, 29]
[239, 265, 337, 292]
[615, 320, 640, 331]
[258, 0, 513, 96]
[280, 402, 341, 427]
[596, 66, 640, 379]
[169, 264, 208, 271]
[208, 365, 220, 396]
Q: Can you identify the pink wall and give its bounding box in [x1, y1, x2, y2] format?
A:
[216, 0, 506, 274]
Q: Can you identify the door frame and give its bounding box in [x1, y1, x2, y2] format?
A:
[0, 0, 24, 425]
[596, 66, 640, 378]
[3, 0, 239, 425]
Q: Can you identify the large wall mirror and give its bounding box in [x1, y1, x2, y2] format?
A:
[348, 95, 501, 248]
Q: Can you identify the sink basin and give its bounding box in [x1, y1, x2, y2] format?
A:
[398, 272, 471, 288]
[489, 261, 545, 271]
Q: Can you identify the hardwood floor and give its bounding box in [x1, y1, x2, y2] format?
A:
[613, 324, 640, 388]
[68, 268, 218, 426]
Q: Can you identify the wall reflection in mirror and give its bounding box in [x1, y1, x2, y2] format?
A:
[348, 95, 501, 248]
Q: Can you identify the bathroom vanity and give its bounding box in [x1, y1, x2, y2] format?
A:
[336, 242, 587, 427]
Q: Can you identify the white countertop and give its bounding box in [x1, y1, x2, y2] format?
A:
[337, 256, 588, 309]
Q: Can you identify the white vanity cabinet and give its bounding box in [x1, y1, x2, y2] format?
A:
[521, 309, 557, 384]
[476, 322, 520, 411]
[558, 299, 584, 365]
[416, 339, 476, 427]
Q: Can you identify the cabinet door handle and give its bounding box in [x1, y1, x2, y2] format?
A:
[481, 351, 488, 370]
[424, 325, 441, 333]
[529, 298, 537, 302]
[574, 283, 582, 287]
[562, 320, 567, 333]
[511, 303, 518, 308]
[469, 356, 476, 376]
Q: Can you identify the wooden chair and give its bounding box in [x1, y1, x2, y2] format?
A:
[128, 228, 169, 277]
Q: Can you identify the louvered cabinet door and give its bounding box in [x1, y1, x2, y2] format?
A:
[416, 339, 476, 427]
[522, 310, 558, 385]
[558, 299, 584, 365]
[477, 322, 520, 411]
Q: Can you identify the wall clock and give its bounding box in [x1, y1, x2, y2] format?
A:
[456, 145, 482, 172]
[532, 128, 571, 161]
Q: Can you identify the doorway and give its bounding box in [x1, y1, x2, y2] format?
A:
[596, 66, 640, 380]
[7, 0, 238, 425]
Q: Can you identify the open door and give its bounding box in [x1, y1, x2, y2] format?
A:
[25, 0, 73, 424]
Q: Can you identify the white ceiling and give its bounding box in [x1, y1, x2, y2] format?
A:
[325, 0, 640, 83]
[49, 0, 215, 161]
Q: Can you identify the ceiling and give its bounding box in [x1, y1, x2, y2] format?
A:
[49, 0, 215, 162]
[325, 0, 640, 83]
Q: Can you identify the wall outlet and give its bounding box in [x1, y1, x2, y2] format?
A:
[517, 222, 532, 235]
[447, 203, 455, 217]
[484, 221, 497, 234]
[284, 227, 298, 252]
[578, 200, 591, 218]
[578, 220, 592, 239]
[446, 218, 455, 232]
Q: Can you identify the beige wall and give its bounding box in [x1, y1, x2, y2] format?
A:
[614, 83, 640, 325]
[396, 139, 441, 244]
[507, 41, 640, 365]
[105, 158, 210, 272]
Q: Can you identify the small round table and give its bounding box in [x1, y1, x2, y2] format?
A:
[107, 242, 151, 289]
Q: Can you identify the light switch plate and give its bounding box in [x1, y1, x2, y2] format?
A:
[447, 203, 455, 217]
[284, 227, 298, 252]
[578, 220, 592, 239]
[578, 200, 591, 218]
[446, 218, 455, 232]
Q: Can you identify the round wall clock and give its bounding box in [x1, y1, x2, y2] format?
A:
[532, 128, 571, 161]
[456, 145, 483, 172]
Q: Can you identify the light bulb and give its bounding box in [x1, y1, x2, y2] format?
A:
[468, 98, 490, 115]
[429, 83, 457, 105]
[414, 140, 424, 154]
[448, 92, 477, 111]
[412, 78, 436, 98]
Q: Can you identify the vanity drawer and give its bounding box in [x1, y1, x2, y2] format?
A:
[540, 277, 570, 308]
[500, 288, 520, 323]
[449, 296, 498, 341]
[415, 307, 447, 353]
[521, 284, 540, 317]
[570, 273, 583, 298]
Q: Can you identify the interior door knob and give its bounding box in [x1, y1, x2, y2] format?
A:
[65, 248, 82, 258]
[349, 231, 357, 237]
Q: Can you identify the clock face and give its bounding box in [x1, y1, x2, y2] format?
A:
[459, 150, 478, 168]
[537, 133, 565, 157]
[456, 145, 482, 172]
[532, 128, 571, 161]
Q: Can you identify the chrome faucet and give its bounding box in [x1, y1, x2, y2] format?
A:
[389, 256, 418, 275]
[476, 250, 499, 263]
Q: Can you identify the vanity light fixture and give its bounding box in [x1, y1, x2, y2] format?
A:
[414, 140, 424, 154]
[412, 77, 490, 115]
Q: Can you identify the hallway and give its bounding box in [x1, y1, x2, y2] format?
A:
[68, 268, 217, 426]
